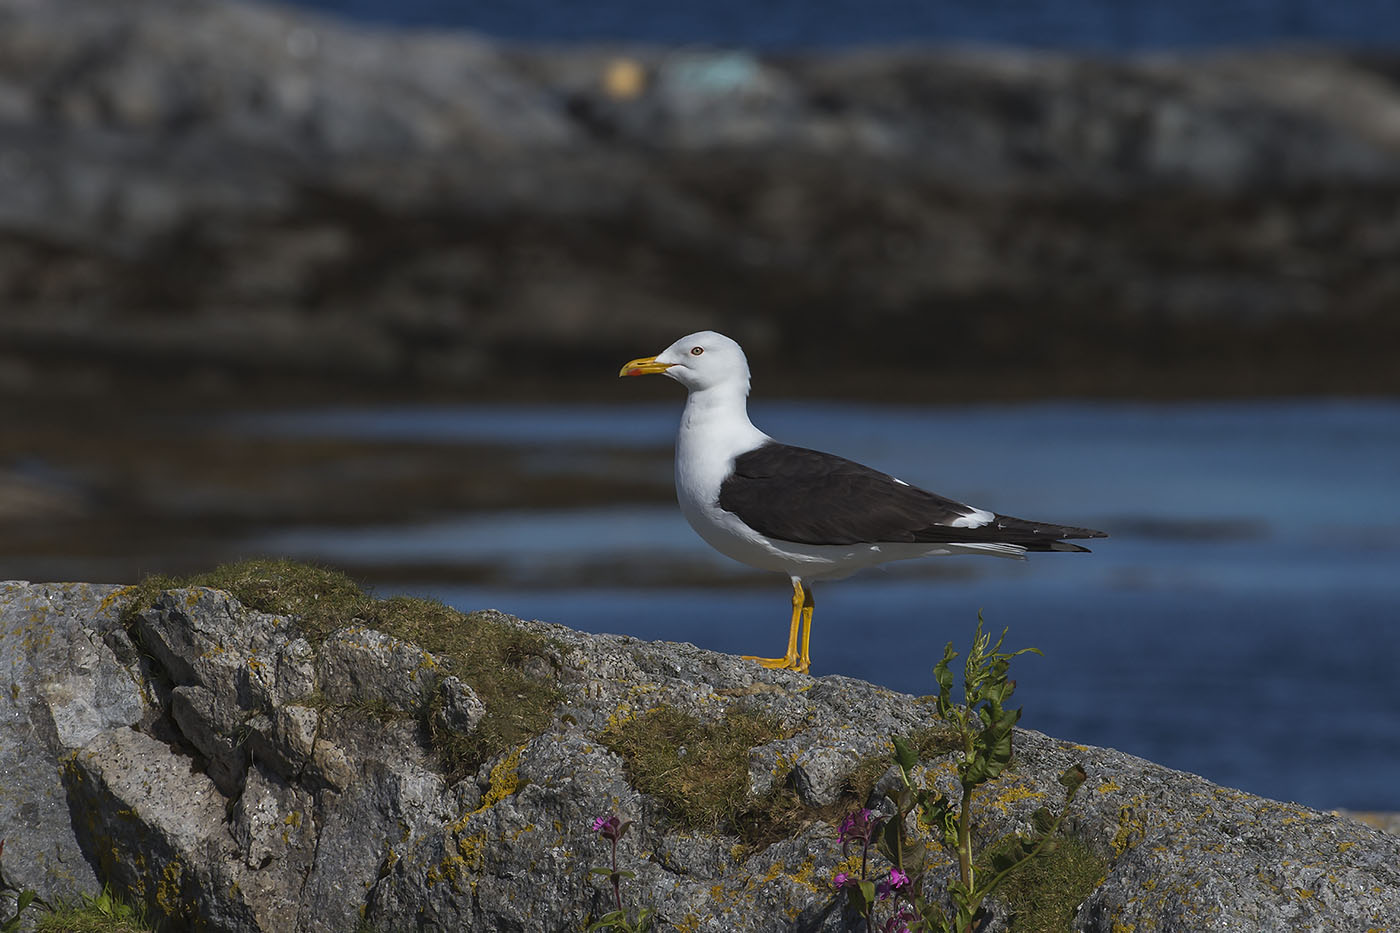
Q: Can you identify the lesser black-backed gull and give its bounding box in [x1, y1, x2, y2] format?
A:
[620, 330, 1106, 674]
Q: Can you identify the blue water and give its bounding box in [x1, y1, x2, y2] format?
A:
[275, 0, 1400, 50]
[245, 399, 1400, 810]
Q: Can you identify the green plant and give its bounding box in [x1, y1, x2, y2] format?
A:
[0, 840, 47, 933]
[586, 815, 655, 932]
[835, 614, 1086, 933]
[36, 883, 151, 933]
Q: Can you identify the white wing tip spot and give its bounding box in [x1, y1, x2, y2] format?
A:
[949, 507, 994, 529]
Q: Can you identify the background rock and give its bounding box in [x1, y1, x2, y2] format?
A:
[1, 0, 1399, 405]
[2, 577, 1397, 931]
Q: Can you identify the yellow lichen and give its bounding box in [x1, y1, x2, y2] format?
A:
[985, 783, 1046, 814]
[785, 855, 823, 894]
[673, 913, 703, 933]
[457, 832, 487, 872]
[98, 585, 136, 614]
[479, 745, 523, 810]
[155, 858, 186, 920]
[1111, 796, 1149, 857]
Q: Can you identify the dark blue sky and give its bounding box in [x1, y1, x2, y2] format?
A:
[275, 0, 1400, 50]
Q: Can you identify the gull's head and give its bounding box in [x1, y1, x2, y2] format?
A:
[619, 331, 751, 393]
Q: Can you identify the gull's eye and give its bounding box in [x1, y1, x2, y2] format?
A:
[690, 346, 704, 356]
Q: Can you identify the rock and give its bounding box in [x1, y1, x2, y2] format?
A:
[2, 0, 1399, 403]
[170, 683, 246, 796]
[243, 703, 320, 781]
[0, 581, 140, 903]
[316, 625, 442, 712]
[432, 675, 486, 733]
[66, 726, 257, 932]
[2, 578, 1398, 931]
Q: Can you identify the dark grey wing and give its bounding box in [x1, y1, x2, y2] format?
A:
[718, 442, 1107, 549]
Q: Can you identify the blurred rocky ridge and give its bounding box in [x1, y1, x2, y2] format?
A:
[2, 0, 1400, 403]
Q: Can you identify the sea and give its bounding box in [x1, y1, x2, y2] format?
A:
[272, 0, 1400, 50]
[246, 399, 1400, 812]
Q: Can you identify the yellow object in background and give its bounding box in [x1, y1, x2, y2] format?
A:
[603, 58, 646, 99]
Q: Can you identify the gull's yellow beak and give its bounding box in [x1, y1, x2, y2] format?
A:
[619, 355, 672, 377]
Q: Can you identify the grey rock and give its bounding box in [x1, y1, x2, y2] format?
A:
[316, 625, 443, 711]
[0, 581, 139, 902]
[432, 675, 486, 734]
[66, 726, 260, 932]
[229, 763, 317, 931]
[2, 579, 1399, 932]
[242, 703, 321, 781]
[747, 679, 933, 806]
[295, 714, 452, 933]
[135, 588, 314, 714]
[171, 683, 247, 796]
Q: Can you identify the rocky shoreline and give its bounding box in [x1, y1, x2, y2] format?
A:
[2, 0, 1400, 406]
[2, 568, 1398, 931]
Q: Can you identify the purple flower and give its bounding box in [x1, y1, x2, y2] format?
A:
[876, 866, 912, 900]
[838, 808, 877, 845]
[832, 872, 851, 890]
[591, 814, 630, 843]
[882, 907, 917, 932]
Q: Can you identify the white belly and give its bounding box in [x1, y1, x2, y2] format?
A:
[679, 491, 992, 581]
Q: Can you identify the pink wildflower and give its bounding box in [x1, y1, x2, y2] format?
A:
[838, 808, 877, 845]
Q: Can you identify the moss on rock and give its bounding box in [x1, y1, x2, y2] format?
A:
[119, 559, 560, 779]
[601, 705, 783, 831]
[982, 832, 1107, 933]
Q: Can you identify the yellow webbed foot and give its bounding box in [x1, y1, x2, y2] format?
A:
[742, 653, 800, 671]
[741, 654, 810, 674]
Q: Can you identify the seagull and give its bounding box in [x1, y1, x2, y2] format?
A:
[619, 331, 1107, 675]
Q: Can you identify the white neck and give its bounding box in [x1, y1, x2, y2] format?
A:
[674, 383, 770, 506]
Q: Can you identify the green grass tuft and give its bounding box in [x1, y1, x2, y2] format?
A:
[35, 884, 152, 933]
[601, 706, 784, 831]
[400, 599, 562, 781]
[119, 560, 561, 779]
[118, 558, 371, 640]
[844, 724, 959, 806]
[982, 833, 1107, 933]
[601, 708, 959, 850]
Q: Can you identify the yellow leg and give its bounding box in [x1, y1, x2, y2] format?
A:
[742, 579, 804, 671]
[796, 585, 815, 674]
